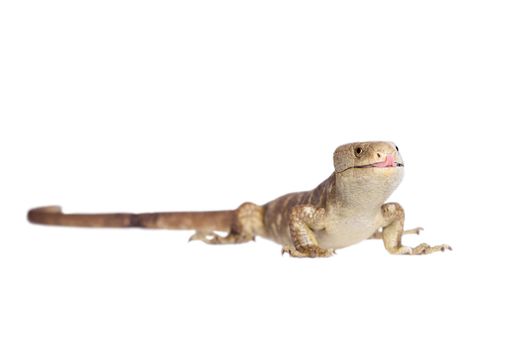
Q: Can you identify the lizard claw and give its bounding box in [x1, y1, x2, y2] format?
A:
[411, 243, 452, 255]
[281, 246, 292, 256]
[281, 245, 335, 258]
[188, 230, 217, 243]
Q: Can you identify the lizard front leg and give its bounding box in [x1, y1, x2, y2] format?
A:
[282, 205, 334, 258]
[380, 203, 452, 255]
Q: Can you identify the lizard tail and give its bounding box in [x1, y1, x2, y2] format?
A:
[27, 205, 234, 232]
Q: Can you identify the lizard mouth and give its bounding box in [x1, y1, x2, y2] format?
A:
[337, 162, 403, 173]
[355, 154, 403, 169]
[355, 155, 403, 168]
[338, 155, 404, 173]
[354, 162, 404, 169]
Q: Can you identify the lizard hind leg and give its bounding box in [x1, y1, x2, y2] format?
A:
[188, 202, 265, 245]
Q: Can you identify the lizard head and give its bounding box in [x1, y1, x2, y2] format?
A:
[333, 141, 404, 174]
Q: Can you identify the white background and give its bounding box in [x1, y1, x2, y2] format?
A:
[1, 1, 524, 349]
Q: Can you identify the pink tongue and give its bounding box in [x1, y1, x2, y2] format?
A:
[373, 154, 395, 168]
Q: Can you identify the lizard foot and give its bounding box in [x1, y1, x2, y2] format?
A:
[389, 243, 452, 255]
[188, 230, 254, 244]
[281, 245, 335, 258]
[411, 243, 452, 255]
[188, 230, 222, 244]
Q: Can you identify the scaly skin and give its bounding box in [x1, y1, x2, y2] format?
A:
[27, 141, 451, 258]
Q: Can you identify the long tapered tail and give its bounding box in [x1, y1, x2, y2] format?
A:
[27, 206, 234, 232]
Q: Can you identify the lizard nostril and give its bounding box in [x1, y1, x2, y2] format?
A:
[376, 153, 381, 159]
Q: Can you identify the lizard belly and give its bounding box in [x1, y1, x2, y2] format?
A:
[318, 212, 382, 249]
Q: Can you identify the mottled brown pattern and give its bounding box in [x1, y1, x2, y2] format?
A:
[261, 174, 334, 245]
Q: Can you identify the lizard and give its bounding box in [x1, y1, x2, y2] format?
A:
[27, 141, 451, 257]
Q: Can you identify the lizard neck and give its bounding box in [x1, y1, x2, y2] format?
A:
[331, 168, 404, 211]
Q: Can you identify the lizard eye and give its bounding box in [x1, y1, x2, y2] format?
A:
[395, 145, 399, 152]
[354, 147, 363, 157]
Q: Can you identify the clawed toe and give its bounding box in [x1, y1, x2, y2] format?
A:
[281, 245, 335, 258]
[281, 246, 292, 256]
[188, 231, 219, 243]
[413, 243, 452, 255]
